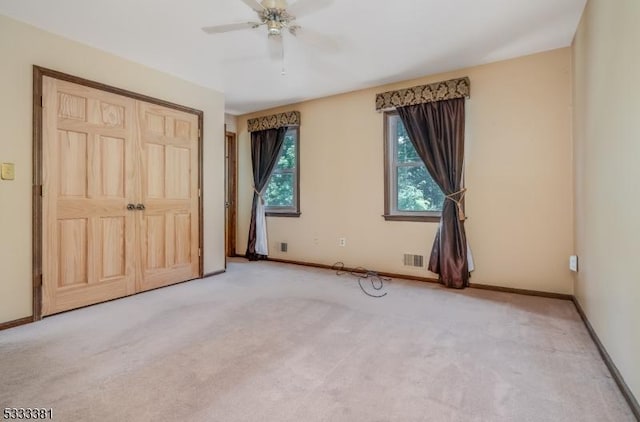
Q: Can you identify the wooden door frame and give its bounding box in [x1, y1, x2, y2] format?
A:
[32, 66, 204, 320]
[225, 131, 237, 261]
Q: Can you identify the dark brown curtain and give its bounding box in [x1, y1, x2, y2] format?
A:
[245, 126, 288, 261]
[397, 98, 468, 288]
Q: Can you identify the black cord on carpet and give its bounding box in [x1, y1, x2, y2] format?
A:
[331, 262, 389, 298]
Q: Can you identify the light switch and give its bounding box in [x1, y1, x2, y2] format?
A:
[1, 163, 15, 180]
[569, 255, 579, 272]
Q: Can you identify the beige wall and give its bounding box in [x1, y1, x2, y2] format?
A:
[236, 48, 574, 294]
[573, 0, 640, 401]
[0, 15, 226, 324]
[225, 114, 238, 133]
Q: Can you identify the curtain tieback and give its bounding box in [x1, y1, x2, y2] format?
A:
[253, 186, 265, 205]
[445, 188, 467, 221]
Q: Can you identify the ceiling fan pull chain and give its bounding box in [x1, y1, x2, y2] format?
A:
[281, 38, 286, 76]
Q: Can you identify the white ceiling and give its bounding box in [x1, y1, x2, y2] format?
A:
[0, 0, 586, 115]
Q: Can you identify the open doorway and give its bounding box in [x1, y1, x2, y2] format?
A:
[225, 131, 237, 259]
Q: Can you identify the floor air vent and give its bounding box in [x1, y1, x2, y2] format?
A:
[403, 254, 424, 267]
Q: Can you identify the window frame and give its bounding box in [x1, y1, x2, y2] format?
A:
[383, 111, 442, 222]
[264, 126, 301, 217]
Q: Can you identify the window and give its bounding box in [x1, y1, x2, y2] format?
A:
[384, 112, 444, 221]
[264, 127, 300, 216]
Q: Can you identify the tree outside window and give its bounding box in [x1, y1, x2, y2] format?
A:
[264, 127, 300, 216]
[384, 112, 444, 221]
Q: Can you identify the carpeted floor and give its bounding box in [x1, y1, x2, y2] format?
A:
[0, 259, 635, 421]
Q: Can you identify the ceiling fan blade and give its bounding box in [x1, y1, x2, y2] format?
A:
[292, 27, 340, 53]
[202, 22, 260, 34]
[262, 0, 288, 8]
[239, 0, 265, 12]
[287, 0, 333, 17]
[267, 34, 283, 61]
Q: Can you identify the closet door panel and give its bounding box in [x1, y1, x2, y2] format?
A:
[42, 77, 136, 315]
[137, 102, 200, 292]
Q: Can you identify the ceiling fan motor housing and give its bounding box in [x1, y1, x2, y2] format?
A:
[260, 7, 294, 36]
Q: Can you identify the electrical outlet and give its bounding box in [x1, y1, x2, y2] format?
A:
[569, 255, 579, 272]
[338, 237, 346, 247]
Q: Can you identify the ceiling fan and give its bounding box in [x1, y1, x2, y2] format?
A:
[202, 0, 335, 65]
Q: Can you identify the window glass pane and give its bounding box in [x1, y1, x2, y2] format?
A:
[264, 173, 294, 207]
[276, 133, 296, 170]
[396, 119, 421, 163]
[265, 128, 298, 213]
[397, 165, 444, 212]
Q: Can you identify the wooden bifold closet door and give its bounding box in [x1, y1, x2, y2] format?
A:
[41, 76, 200, 316]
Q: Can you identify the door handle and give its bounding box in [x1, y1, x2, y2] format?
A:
[135, 203, 146, 211]
[127, 203, 136, 210]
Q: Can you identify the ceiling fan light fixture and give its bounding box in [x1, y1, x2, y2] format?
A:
[267, 20, 281, 35]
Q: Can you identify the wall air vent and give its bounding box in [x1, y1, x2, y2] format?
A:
[280, 242, 288, 252]
[403, 254, 424, 267]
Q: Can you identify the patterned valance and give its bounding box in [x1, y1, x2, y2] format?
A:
[375, 77, 470, 111]
[247, 111, 300, 132]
